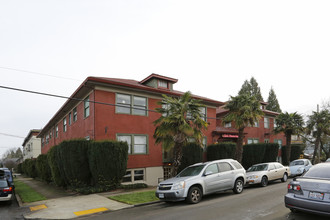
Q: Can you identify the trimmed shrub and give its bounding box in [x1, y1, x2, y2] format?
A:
[88, 140, 128, 190]
[242, 144, 266, 169]
[262, 143, 280, 163]
[281, 144, 304, 165]
[36, 154, 52, 183]
[57, 139, 91, 187]
[17, 163, 23, 174]
[207, 142, 236, 161]
[178, 143, 203, 173]
[23, 159, 37, 178]
[47, 145, 66, 187]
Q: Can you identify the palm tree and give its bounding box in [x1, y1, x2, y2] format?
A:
[306, 109, 330, 164]
[153, 91, 208, 177]
[223, 94, 264, 163]
[274, 112, 304, 165]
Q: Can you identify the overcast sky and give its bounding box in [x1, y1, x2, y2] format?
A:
[0, 0, 329, 158]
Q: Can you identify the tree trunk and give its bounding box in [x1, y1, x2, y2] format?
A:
[235, 128, 245, 163]
[285, 134, 292, 165]
[312, 135, 321, 164]
[171, 143, 183, 177]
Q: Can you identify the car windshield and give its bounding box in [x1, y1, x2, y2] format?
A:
[290, 160, 304, 166]
[177, 165, 205, 177]
[247, 164, 268, 172]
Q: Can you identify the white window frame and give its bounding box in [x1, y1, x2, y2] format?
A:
[264, 117, 270, 128]
[117, 134, 148, 155]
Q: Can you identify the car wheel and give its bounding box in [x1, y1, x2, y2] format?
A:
[186, 186, 202, 204]
[233, 178, 244, 194]
[260, 176, 268, 187]
[281, 173, 288, 182]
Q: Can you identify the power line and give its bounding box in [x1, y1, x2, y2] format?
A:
[0, 85, 221, 119]
[0, 66, 80, 81]
[0, 133, 25, 139]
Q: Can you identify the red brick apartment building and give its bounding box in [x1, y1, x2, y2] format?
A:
[213, 103, 286, 146]
[38, 74, 224, 185]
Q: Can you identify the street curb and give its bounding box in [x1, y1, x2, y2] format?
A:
[15, 191, 24, 207]
[133, 200, 162, 207]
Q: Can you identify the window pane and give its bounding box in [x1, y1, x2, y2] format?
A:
[134, 170, 144, 181]
[117, 106, 131, 114]
[117, 136, 132, 153]
[122, 171, 132, 182]
[219, 162, 233, 172]
[158, 80, 167, 88]
[133, 135, 147, 154]
[205, 164, 219, 174]
[133, 96, 146, 115]
[117, 94, 131, 104]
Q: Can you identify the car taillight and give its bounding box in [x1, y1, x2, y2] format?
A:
[3, 187, 12, 192]
[288, 183, 303, 195]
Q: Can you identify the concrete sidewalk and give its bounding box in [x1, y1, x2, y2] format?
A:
[15, 175, 157, 219]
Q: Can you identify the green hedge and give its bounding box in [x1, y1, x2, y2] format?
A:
[47, 145, 66, 187]
[262, 143, 280, 163]
[36, 154, 52, 183]
[178, 143, 203, 173]
[22, 159, 37, 178]
[88, 140, 128, 190]
[22, 139, 129, 193]
[281, 145, 304, 165]
[207, 142, 236, 161]
[57, 140, 91, 187]
[242, 144, 266, 169]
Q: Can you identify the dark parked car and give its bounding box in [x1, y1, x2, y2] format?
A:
[285, 163, 330, 217]
[0, 172, 13, 203]
[0, 168, 14, 187]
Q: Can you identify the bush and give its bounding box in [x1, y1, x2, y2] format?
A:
[23, 159, 37, 178]
[242, 144, 266, 169]
[281, 145, 304, 165]
[47, 145, 66, 187]
[36, 154, 52, 183]
[178, 143, 203, 173]
[262, 143, 280, 163]
[17, 163, 23, 174]
[207, 142, 236, 161]
[88, 140, 128, 190]
[57, 139, 91, 187]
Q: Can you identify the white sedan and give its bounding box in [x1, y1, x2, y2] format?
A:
[246, 162, 291, 187]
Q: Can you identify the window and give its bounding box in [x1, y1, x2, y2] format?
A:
[247, 138, 259, 144]
[49, 130, 52, 139]
[68, 113, 72, 125]
[122, 169, 145, 183]
[199, 107, 207, 121]
[84, 96, 90, 118]
[264, 117, 269, 128]
[274, 119, 277, 128]
[205, 164, 219, 175]
[264, 139, 270, 143]
[158, 80, 168, 88]
[73, 107, 77, 122]
[133, 96, 147, 115]
[254, 120, 259, 127]
[116, 94, 147, 116]
[274, 139, 282, 146]
[63, 118, 67, 132]
[55, 125, 59, 138]
[219, 162, 233, 172]
[117, 134, 148, 154]
[225, 122, 232, 128]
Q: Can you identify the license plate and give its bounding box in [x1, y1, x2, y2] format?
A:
[309, 192, 324, 200]
[159, 193, 164, 199]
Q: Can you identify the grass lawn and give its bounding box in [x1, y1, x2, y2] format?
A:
[109, 190, 159, 205]
[15, 180, 47, 203]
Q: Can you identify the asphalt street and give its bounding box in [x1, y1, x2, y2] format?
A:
[0, 194, 30, 220]
[80, 181, 329, 220]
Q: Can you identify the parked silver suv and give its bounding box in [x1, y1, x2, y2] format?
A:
[156, 159, 246, 204]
